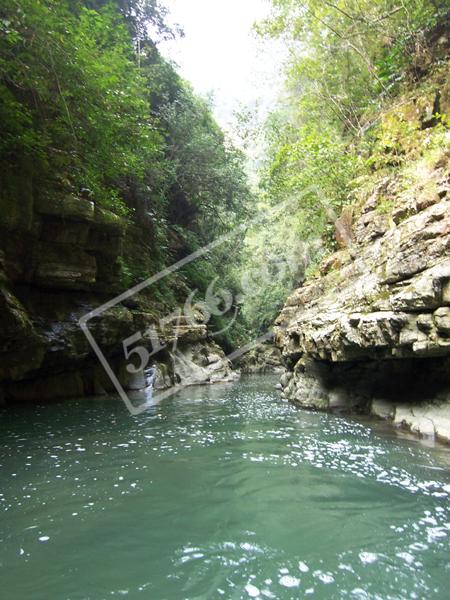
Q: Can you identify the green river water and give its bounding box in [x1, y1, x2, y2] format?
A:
[1, 375, 450, 599]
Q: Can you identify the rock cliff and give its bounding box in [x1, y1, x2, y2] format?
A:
[0, 192, 236, 404]
[235, 342, 283, 374]
[275, 80, 450, 443]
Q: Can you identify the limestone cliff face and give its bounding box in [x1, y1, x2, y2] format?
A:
[0, 193, 235, 404]
[275, 151, 450, 442]
[235, 342, 283, 374]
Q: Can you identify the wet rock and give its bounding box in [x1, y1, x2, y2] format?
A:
[171, 341, 238, 386]
[236, 343, 283, 374]
[394, 403, 450, 443]
[371, 399, 395, 420]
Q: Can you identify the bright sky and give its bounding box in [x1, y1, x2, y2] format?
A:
[158, 0, 285, 131]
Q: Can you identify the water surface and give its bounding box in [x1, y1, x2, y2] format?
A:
[1, 375, 450, 599]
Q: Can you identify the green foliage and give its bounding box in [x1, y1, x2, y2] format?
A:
[0, 0, 253, 348]
[157, 82, 251, 240]
[0, 0, 163, 214]
[82, 0, 174, 41]
[0, 0, 250, 225]
[6, 0, 446, 350]
[234, 112, 357, 337]
[376, 196, 394, 214]
[118, 256, 137, 290]
[263, 120, 357, 217]
[235, 0, 450, 339]
[257, 1, 449, 131]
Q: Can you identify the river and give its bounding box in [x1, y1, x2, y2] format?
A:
[1, 375, 449, 599]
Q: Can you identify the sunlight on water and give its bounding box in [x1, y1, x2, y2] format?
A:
[1, 376, 449, 599]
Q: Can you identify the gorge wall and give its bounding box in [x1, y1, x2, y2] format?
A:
[0, 192, 236, 405]
[275, 73, 450, 443]
[0, 0, 254, 407]
[275, 189, 450, 441]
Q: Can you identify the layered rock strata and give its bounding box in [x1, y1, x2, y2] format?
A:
[0, 193, 236, 404]
[275, 164, 450, 443]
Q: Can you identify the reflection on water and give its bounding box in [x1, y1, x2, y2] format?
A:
[0, 375, 449, 599]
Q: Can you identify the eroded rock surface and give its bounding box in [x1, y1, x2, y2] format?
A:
[235, 342, 283, 374]
[275, 162, 450, 443]
[0, 192, 238, 404]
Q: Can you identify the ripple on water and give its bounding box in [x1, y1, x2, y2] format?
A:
[0, 375, 449, 599]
